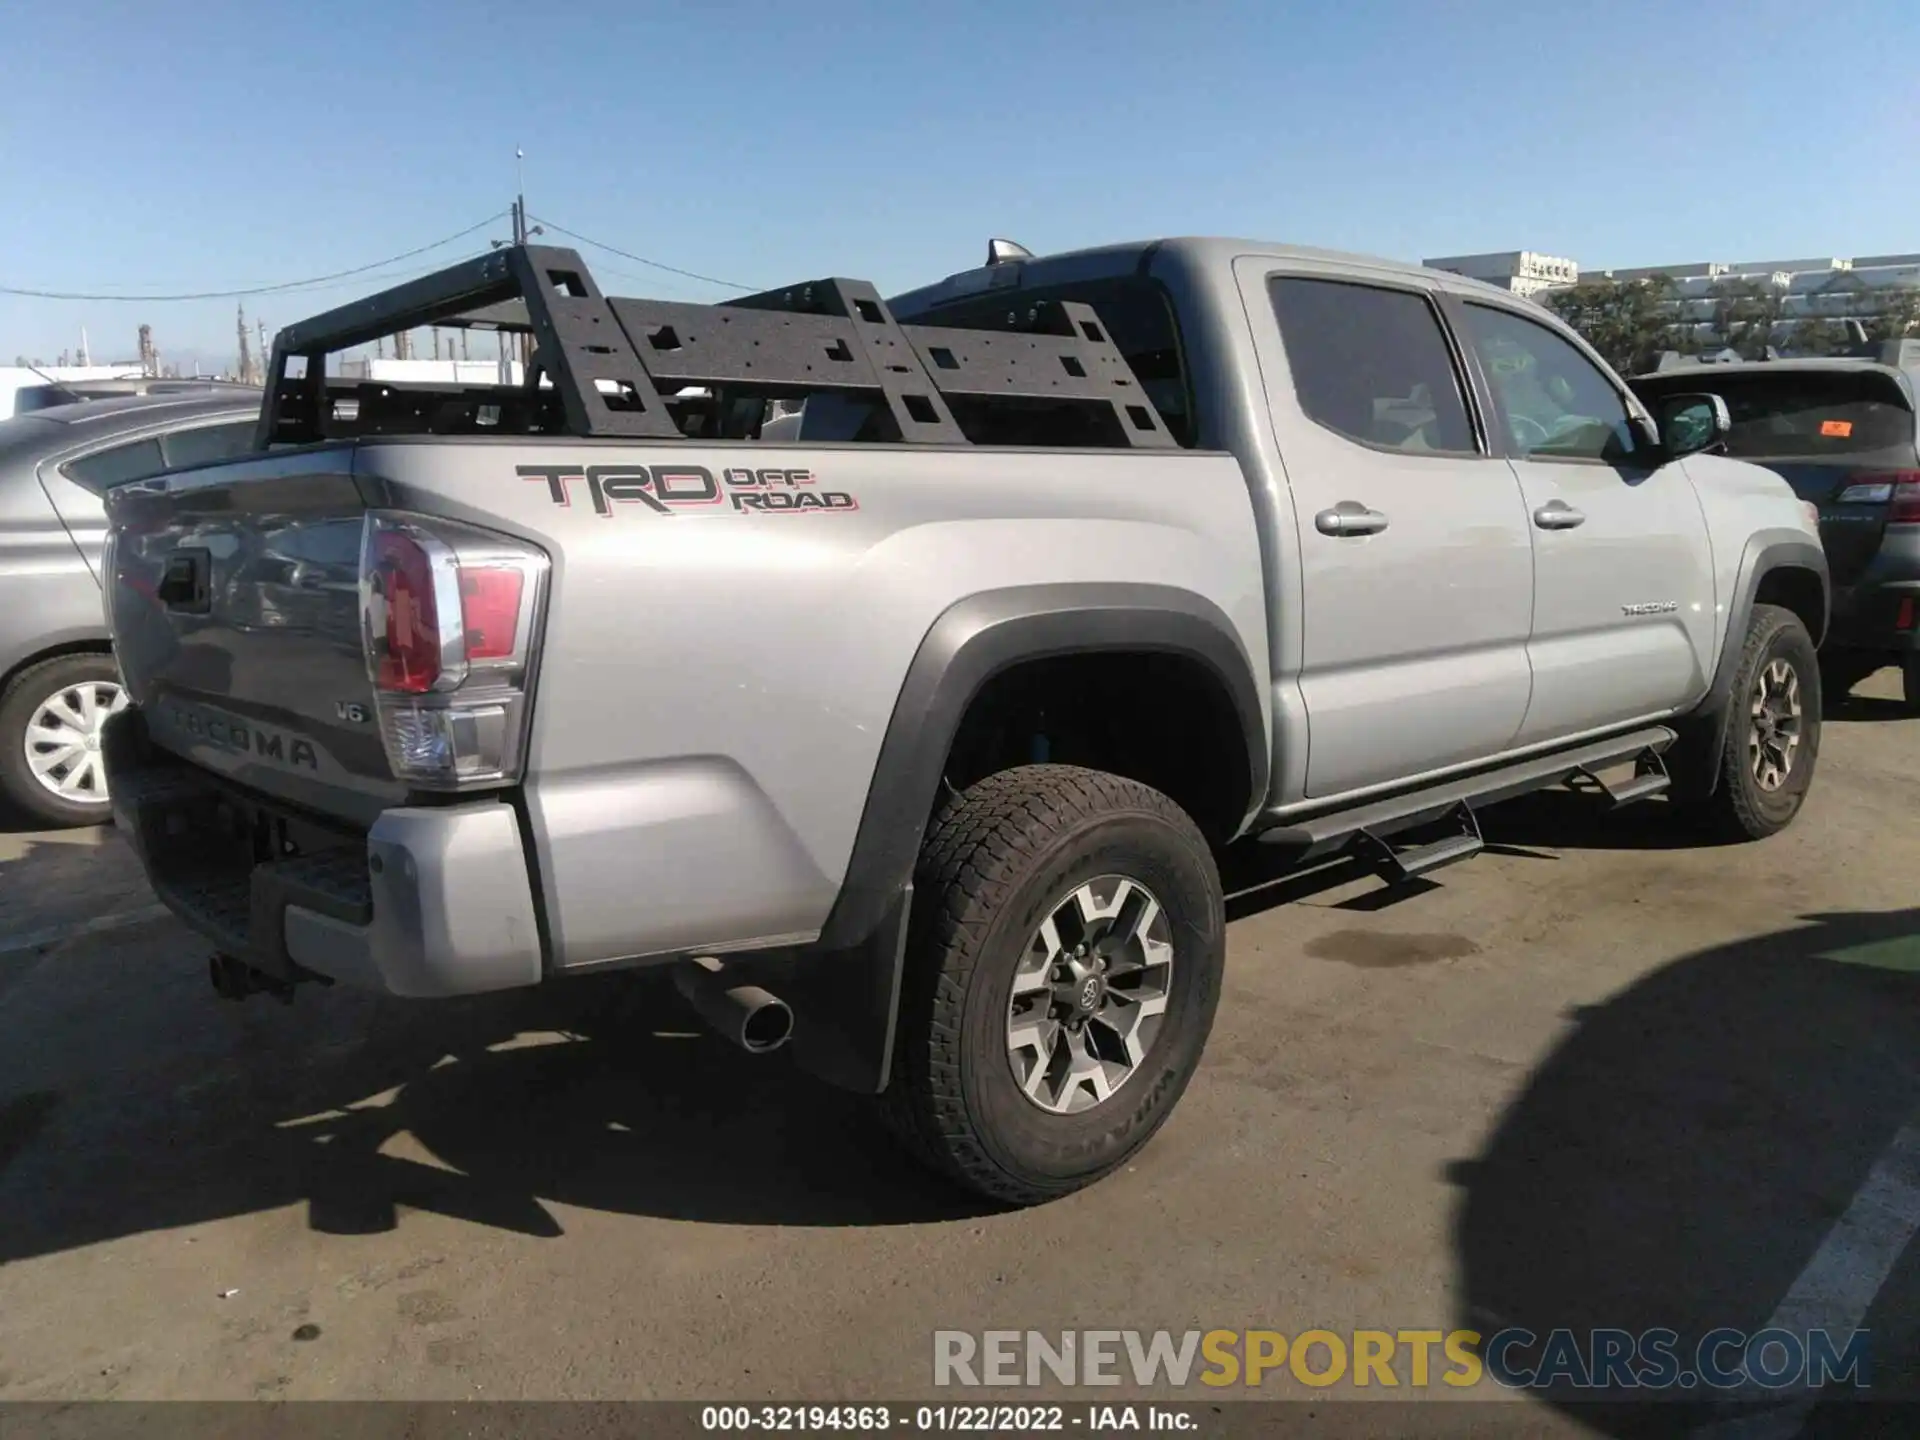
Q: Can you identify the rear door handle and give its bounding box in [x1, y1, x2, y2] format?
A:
[1315, 502, 1390, 537]
[1533, 501, 1586, 530]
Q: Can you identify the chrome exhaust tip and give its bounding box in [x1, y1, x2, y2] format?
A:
[672, 955, 794, 1054]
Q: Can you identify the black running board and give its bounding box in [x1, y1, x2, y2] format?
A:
[1257, 725, 1679, 865]
[1352, 801, 1485, 883]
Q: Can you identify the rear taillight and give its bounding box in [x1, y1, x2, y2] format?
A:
[359, 513, 549, 790]
[1837, 470, 1920, 522]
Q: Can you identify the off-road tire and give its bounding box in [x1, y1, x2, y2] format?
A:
[0, 653, 124, 829]
[877, 765, 1225, 1206]
[1696, 604, 1821, 842]
[1903, 653, 1920, 712]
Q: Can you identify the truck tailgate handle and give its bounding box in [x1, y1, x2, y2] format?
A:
[157, 548, 212, 612]
[1315, 502, 1389, 537]
[1532, 501, 1587, 530]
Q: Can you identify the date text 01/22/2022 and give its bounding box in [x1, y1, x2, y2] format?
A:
[699, 1405, 1198, 1432]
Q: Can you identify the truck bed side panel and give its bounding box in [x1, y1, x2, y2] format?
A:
[355, 440, 1269, 970]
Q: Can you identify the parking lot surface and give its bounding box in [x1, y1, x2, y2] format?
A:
[1, 678, 1916, 1434]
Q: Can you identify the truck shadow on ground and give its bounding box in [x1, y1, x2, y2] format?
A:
[1450, 907, 1920, 1437]
[1826, 692, 1914, 724]
[0, 951, 996, 1266]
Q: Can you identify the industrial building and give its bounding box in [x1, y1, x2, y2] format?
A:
[1422, 248, 1920, 346]
[1420, 250, 1580, 298]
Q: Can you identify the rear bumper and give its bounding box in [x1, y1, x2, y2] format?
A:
[1827, 525, 1920, 653]
[104, 708, 542, 998]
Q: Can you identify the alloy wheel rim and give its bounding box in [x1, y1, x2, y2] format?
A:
[23, 680, 127, 807]
[1748, 657, 1802, 793]
[1005, 875, 1175, 1116]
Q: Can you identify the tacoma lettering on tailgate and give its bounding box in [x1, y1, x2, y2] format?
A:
[163, 704, 319, 771]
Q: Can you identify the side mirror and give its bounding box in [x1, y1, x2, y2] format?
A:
[1655, 392, 1732, 459]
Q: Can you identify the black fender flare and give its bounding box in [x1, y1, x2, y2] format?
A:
[1673, 533, 1829, 798]
[783, 581, 1268, 1094]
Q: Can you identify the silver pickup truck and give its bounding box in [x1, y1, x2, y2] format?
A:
[99, 237, 1828, 1205]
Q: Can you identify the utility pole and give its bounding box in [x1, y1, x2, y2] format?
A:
[237, 304, 255, 385]
[513, 147, 531, 373]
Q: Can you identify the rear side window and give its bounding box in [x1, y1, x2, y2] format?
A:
[1268, 277, 1475, 454]
[1637, 372, 1915, 459]
[164, 420, 257, 469]
[61, 437, 166, 493]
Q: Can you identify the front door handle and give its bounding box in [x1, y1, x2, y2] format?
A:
[1533, 501, 1586, 530]
[1315, 502, 1390, 537]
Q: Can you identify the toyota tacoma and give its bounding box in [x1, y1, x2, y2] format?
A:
[98, 237, 1828, 1205]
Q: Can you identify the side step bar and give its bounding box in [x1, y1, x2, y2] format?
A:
[1353, 801, 1485, 883]
[1570, 747, 1671, 809]
[1257, 725, 1679, 866]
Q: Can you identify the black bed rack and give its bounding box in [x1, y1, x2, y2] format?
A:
[257, 243, 1176, 451]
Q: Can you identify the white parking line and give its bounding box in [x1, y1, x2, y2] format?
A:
[0, 903, 170, 959]
[1692, 1111, 1920, 1438]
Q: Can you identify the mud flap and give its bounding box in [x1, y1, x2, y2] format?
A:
[780, 887, 912, 1095]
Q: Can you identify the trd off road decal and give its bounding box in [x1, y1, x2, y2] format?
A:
[518, 464, 858, 517]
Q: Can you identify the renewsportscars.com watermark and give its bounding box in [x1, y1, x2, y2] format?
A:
[932, 1328, 1873, 1392]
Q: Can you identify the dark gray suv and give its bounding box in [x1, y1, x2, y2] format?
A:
[1633, 346, 1920, 707]
[0, 393, 259, 825]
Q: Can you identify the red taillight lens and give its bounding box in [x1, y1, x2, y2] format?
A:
[359, 512, 549, 790]
[459, 567, 525, 660]
[1892, 478, 1920, 524]
[370, 529, 442, 694]
[1847, 471, 1920, 523]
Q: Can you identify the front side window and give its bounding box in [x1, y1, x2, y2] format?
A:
[1463, 304, 1639, 463]
[1268, 277, 1475, 455]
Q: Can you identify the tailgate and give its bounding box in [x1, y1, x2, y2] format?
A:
[104, 447, 403, 825]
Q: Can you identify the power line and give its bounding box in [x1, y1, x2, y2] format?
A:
[0, 213, 508, 302]
[527, 215, 756, 292]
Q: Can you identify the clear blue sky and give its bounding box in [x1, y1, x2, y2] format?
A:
[5, 0, 1917, 367]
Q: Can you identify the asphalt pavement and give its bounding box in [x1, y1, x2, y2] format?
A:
[1, 674, 1916, 1437]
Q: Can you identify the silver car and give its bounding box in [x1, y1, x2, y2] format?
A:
[0, 393, 258, 826]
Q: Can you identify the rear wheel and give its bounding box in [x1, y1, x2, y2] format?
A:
[1695, 604, 1820, 842]
[878, 764, 1225, 1205]
[1904, 653, 1920, 712]
[0, 653, 128, 829]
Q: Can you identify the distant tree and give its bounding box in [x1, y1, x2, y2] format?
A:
[1543, 274, 1679, 375]
[1705, 278, 1783, 358]
[1806, 272, 1920, 347]
[11, 355, 24, 369]
[1866, 286, 1920, 343]
[1786, 319, 1849, 356]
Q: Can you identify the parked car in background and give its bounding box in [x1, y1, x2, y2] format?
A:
[8, 377, 259, 419]
[1631, 345, 1920, 708]
[0, 393, 259, 826]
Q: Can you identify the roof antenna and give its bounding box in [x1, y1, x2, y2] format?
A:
[986, 238, 1032, 266]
